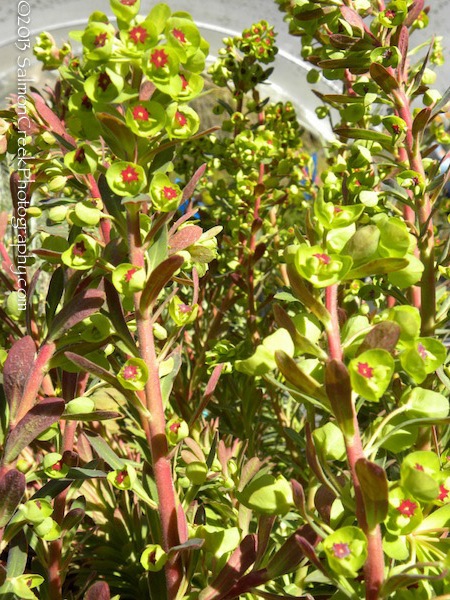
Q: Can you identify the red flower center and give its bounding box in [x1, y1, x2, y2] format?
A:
[120, 0, 137, 5]
[163, 186, 178, 200]
[417, 343, 428, 359]
[175, 111, 188, 126]
[74, 148, 86, 163]
[179, 303, 192, 314]
[180, 74, 189, 90]
[438, 485, 449, 501]
[334, 206, 343, 213]
[52, 461, 63, 471]
[357, 362, 374, 379]
[124, 267, 138, 282]
[397, 499, 417, 518]
[122, 365, 139, 380]
[150, 49, 169, 69]
[385, 9, 396, 18]
[129, 25, 148, 45]
[94, 32, 108, 48]
[81, 95, 92, 110]
[116, 469, 128, 484]
[121, 165, 139, 183]
[98, 72, 112, 92]
[170, 422, 181, 433]
[332, 542, 351, 559]
[412, 176, 420, 186]
[132, 105, 149, 121]
[392, 124, 401, 134]
[414, 463, 424, 471]
[313, 253, 331, 265]
[172, 28, 186, 43]
[72, 241, 86, 257]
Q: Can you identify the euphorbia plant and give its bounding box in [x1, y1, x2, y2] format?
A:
[0, 0, 449, 599]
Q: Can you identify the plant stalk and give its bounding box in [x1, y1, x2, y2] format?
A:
[325, 284, 384, 599]
[127, 209, 185, 599]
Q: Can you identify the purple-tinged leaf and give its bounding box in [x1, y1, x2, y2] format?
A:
[397, 26, 409, 78]
[61, 411, 121, 422]
[291, 480, 307, 520]
[61, 507, 85, 532]
[0, 469, 26, 527]
[169, 537, 204, 557]
[31, 92, 76, 146]
[237, 457, 263, 492]
[190, 364, 224, 424]
[325, 360, 355, 440]
[169, 225, 203, 253]
[314, 484, 338, 525]
[295, 535, 328, 574]
[199, 535, 257, 600]
[357, 321, 401, 356]
[266, 525, 320, 578]
[84, 581, 110, 600]
[286, 264, 331, 327]
[139, 255, 184, 314]
[47, 289, 105, 342]
[404, 0, 424, 28]
[355, 458, 389, 530]
[412, 107, 431, 139]
[64, 352, 134, 402]
[370, 63, 399, 93]
[255, 516, 275, 568]
[3, 336, 36, 422]
[3, 398, 65, 464]
[275, 351, 329, 403]
[182, 163, 207, 202]
[340, 5, 365, 34]
[305, 423, 329, 487]
[104, 279, 138, 355]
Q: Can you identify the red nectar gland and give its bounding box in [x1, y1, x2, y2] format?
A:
[396, 499, 417, 518]
[129, 26, 148, 45]
[72, 241, 86, 257]
[175, 111, 188, 127]
[132, 105, 150, 121]
[313, 253, 331, 265]
[122, 364, 139, 380]
[332, 542, 351, 559]
[150, 49, 169, 69]
[172, 28, 187, 43]
[124, 267, 138, 282]
[163, 186, 178, 200]
[357, 362, 374, 379]
[121, 165, 139, 184]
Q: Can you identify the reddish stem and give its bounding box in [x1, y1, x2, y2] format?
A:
[325, 284, 384, 599]
[127, 209, 185, 598]
[325, 284, 342, 361]
[394, 90, 435, 336]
